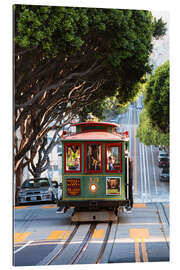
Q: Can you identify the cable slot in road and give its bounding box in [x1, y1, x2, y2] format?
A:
[37, 223, 80, 265]
[68, 222, 97, 264]
[96, 222, 112, 264]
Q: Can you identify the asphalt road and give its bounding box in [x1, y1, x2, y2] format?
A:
[13, 99, 170, 266]
[118, 101, 169, 203]
[13, 202, 169, 266]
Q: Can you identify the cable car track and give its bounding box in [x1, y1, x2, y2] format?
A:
[68, 222, 97, 264]
[14, 221, 114, 266]
[39, 221, 112, 265]
[39, 223, 80, 265]
[14, 202, 169, 266]
[95, 221, 112, 264]
[48, 222, 112, 265]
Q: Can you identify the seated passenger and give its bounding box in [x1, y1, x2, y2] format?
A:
[108, 156, 116, 170]
[73, 158, 80, 170]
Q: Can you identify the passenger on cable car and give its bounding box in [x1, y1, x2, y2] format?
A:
[108, 155, 116, 170]
[74, 158, 80, 170]
[66, 145, 80, 171]
[87, 144, 101, 171]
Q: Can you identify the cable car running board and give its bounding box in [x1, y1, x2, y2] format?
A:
[56, 207, 69, 214]
[71, 209, 118, 222]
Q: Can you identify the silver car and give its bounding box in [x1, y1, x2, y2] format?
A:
[160, 167, 169, 182]
[17, 178, 58, 205]
[158, 150, 169, 163]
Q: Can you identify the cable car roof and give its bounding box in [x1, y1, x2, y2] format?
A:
[71, 121, 119, 128]
[62, 131, 128, 141]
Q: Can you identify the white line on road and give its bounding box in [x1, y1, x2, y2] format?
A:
[14, 241, 33, 254]
[151, 145, 158, 194]
[145, 145, 151, 200]
[142, 143, 147, 195]
[139, 142, 144, 195]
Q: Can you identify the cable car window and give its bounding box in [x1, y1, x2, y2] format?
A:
[86, 143, 102, 172]
[106, 144, 122, 172]
[65, 144, 81, 172]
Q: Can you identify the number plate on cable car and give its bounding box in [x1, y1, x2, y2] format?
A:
[67, 179, 80, 196]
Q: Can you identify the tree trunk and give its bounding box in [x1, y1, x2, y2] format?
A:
[14, 161, 23, 204]
[34, 172, 41, 178]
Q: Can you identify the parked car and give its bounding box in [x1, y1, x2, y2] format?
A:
[51, 180, 59, 198]
[160, 167, 169, 182]
[17, 178, 58, 205]
[158, 150, 169, 163]
[159, 158, 169, 168]
[158, 145, 167, 152]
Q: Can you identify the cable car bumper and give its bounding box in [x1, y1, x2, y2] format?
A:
[57, 199, 133, 210]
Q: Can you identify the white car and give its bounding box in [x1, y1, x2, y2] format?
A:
[158, 151, 169, 163]
[17, 178, 58, 205]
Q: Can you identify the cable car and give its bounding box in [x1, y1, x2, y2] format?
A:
[57, 121, 133, 221]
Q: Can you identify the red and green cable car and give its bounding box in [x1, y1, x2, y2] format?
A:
[57, 121, 133, 218]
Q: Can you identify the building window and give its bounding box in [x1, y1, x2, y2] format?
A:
[49, 165, 59, 171]
[105, 144, 122, 172]
[57, 145, 62, 154]
[65, 143, 81, 173]
[85, 143, 102, 173]
[53, 165, 59, 171]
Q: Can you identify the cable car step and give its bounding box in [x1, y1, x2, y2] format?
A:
[56, 207, 68, 214]
[71, 209, 118, 222]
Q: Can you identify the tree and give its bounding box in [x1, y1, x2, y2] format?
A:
[152, 17, 167, 39]
[14, 6, 166, 188]
[25, 129, 61, 178]
[137, 109, 169, 146]
[144, 60, 169, 133]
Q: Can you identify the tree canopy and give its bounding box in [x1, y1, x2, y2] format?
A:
[144, 60, 169, 133]
[137, 109, 169, 146]
[14, 5, 166, 176]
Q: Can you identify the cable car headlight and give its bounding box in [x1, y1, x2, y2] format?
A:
[90, 184, 97, 192]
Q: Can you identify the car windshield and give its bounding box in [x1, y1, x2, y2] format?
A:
[21, 179, 50, 188]
[162, 168, 169, 173]
[160, 158, 169, 162]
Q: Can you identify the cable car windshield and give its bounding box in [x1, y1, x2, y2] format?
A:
[66, 144, 81, 171]
[106, 145, 121, 171]
[86, 143, 102, 172]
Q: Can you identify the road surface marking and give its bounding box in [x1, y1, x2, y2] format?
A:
[130, 228, 149, 239]
[41, 205, 57, 208]
[141, 238, 148, 262]
[14, 206, 28, 209]
[150, 145, 158, 194]
[142, 143, 147, 194]
[14, 241, 33, 254]
[134, 238, 141, 262]
[92, 229, 104, 239]
[46, 230, 70, 240]
[133, 203, 146, 208]
[139, 142, 144, 194]
[14, 232, 32, 243]
[129, 228, 149, 262]
[145, 145, 151, 196]
[134, 108, 137, 193]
